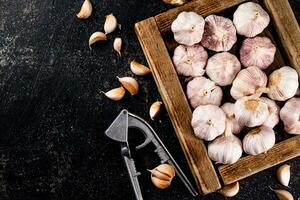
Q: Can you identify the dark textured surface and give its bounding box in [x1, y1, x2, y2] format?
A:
[0, 0, 300, 199]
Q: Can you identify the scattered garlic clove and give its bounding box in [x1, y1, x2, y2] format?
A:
[117, 76, 139, 95]
[206, 52, 241, 86]
[233, 2, 270, 37]
[104, 13, 117, 34]
[230, 66, 268, 100]
[186, 77, 223, 108]
[268, 66, 299, 101]
[173, 44, 208, 77]
[272, 189, 294, 200]
[260, 97, 280, 128]
[218, 182, 240, 197]
[130, 60, 151, 76]
[171, 11, 205, 46]
[76, 0, 92, 19]
[113, 37, 122, 56]
[88, 32, 107, 49]
[280, 98, 300, 134]
[149, 101, 163, 120]
[243, 126, 275, 155]
[277, 164, 291, 187]
[148, 164, 175, 189]
[163, 0, 187, 6]
[221, 103, 244, 134]
[191, 105, 226, 141]
[201, 15, 237, 52]
[101, 86, 125, 101]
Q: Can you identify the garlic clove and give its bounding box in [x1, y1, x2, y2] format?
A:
[149, 101, 163, 120]
[206, 52, 241, 86]
[117, 76, 139, 96]
[130, 60, 151, 76]
[201, 15, 237, 52]
[173, 44, 207, 77]
[221, 103, 244, 134]
[272, 189, 294, 200]
[277, 164, 291, 187]
[88, 32, 107, 49]
[171, 11, 205, 46]
[268, 66, 299, 101]
[101, 86, 125, 101]
[218, 182, 240, 197]
[149, 164, 175, 189]
[113, 37, 122, 56]
[280, 98, 300, 134]
[260, 97, 280, 128]
[186, 77, 223, 108]
[76, 0, 92, 19]
[233, 2, 270, 37]
[104, 13, 117, 35]
[163, 0, 187, 6]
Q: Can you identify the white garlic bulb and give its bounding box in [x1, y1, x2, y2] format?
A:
[260, 97, 280, 128]
[280, 98, 300, 134]
[243, 126, 275, 155]
[171, 11, 205, 46]
[187, 77, 223, 108]
[173, 44, 208, 77]
[267, 66, 299, 101]
[206, 52, 241, 86]
[191, 105, 226, 141]
[230, 66, 268, 100]
[221, 103, 244, 134]
[235, 96, 269, 127]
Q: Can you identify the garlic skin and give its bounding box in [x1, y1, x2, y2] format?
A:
[171, 12, 205, 46]
[76, 0, 92, 19]
[201, 15, 237, 52]
[191, 105, 226, 141]
[221, 103, 244, 134]
[163, 0, 187, 6]
[218, 182, 239, 197]
[233, 2, 270, 37]
[243, 126, 275, 155]
[149, 101, 163, 120]
[206, 52, 241, 86]
[173, 44, 208, 77]
[117, 77, 139, 95]
[273, 189, 294, 200]
[101, 86, 125, 101]
[280, 98, 300, 134]
[260, 97, 279, 128]
[149, 164, 175, 189]
[268, 66, 299, 101]
[240, 37, 276, 69]
[230, 66, 268, 100]
[277, 164, 291, 187]
[104, 13, 117, 35]
[130, 60, 151, 76]
[113, 37, 122, 56]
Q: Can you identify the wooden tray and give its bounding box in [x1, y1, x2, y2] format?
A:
[135, 0, 300, 195]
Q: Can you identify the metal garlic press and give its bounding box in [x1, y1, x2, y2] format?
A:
[105, 109, 198, 200]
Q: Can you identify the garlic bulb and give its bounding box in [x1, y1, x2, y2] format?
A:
[206, 52, 241, 86]
[104, 13, 118, 35]
[76, 0, 92, 19]
[173, 44, 208, 77]
[130, 60, 151, 76]
[221, 103, 244, 134]
[88, 32, 107, 49]
[218, 182, 239, 197]
[243, 126, 275, 155]
[101, 86, 125, 101]
[280, 98, 300, 134]
[191, 105, 226, 141]
[230, 66, 268, 100]
[277, 164, 291, 187]
[201, 15, 237, 52]
[240, 37, 276, 69]
[186, 77, 223, 108]
[113, 37, 122, 56]
[233, 2, 270, 37]
[268, 66, 299, 101]
[149, 164, 175, 189]
[117, 76, 139, 95]
[171, 11, 205, 46]
[208, 120, 243, 164]
[260, 97, 279, 128]
[235, 96, 269, 127]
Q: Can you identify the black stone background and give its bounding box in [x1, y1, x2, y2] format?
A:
[0, 0, 300, 199]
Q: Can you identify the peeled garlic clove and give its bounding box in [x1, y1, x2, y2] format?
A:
[243, 126, 275, 155]
[113, 37, 122, 56]
[280, 98, 300, 134]
[186, 77, 223, 108]
[201, 15, 237, 52]
[171, 11, 205, 46]
[130, 60, 150, 76]
[149, 164, 175, 189]
[149, 101, 163, 120]
[230, 66, 268, 100]
[221, 103, 244, 134]
[218, 182, 240, 197]
[273, 189, 294, 200]
[117, 76, 139, 95]
[206, 52, 241, 86]
[233, 2, 270, 37]
[173, 44, 207, 77]
[104, 13, 117, 35]
[260, 97, 280, 128]
[88, 32, 107, 48]
[76, 0, 92, 19]
[268, 66, 299, 101]
[163, 0, 187, 6]
[101, 86, 125, 101]
[191, 105, 226, 141]
[277, 164, 291, 187]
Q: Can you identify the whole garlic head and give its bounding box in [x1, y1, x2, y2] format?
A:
[201, 15, 237, 52]
[267, 66, 299, 101]
[230, 66, 268, 100]
[280, 98, 300, 134]
[173, 44, 208, 77]
[233, 2, 270, 37]
[243, 126, 275, 155]
[171, 12, 205, 46]
[221, 103, 244, 134]
[206, 52, 241, 86]
[240, 37, 276, 69]
[191, 105, 226, 141]
[187, 77, 223, 108]
[260, 97, 280, 128]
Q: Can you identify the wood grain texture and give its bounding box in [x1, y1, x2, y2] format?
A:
[135, 18, 221, 194]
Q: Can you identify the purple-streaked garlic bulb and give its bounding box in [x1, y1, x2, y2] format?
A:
[240, 37, 276, 69]
[171, 11, 205, 46]
[221, 103, 244, 134]
[191, 105, 226, 141]
[206, 52, 241, 86]
[186, 77, 223, 108]
[233, 2, 270, 37]
[201, 15, 237, 52]
[280, 98, 300, 134]
[173, 44, 208, 77]
[260, 97, 280, 128]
